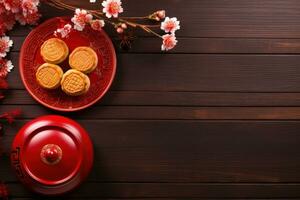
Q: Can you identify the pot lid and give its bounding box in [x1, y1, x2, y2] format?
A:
[11, 115, 94, 195]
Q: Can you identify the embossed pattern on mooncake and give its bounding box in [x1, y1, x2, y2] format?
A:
[41, 38, 69, 64]
[61, 69, 90, 96]
[36, 63, 63, 89]
[69, 47, 98, 73]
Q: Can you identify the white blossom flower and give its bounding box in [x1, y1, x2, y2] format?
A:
[161, 34, 177, 51]
[71, 9, 93, 31]
[161, 17, 180, 34]
[0, 59, 14, 78]
[102, 0, 123, 18]
[54, 24, 72, 38]
[6, 59, 13, 72]
[0, 36, 13, 58]
[90, 19, 105, 31]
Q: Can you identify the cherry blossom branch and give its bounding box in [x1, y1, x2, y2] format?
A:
[120, 16, 149, 20]
[47, 0, 162, 36]
[46, 0, 180, 50]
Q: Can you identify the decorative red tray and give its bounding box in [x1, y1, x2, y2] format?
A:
[19, 17, 116, 112]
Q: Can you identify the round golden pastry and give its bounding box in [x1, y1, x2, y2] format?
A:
[69, 47, 98, 73]
[40, 38, 69, 64]
[61, 69, 90, 96]
[36, 63, 63, 89]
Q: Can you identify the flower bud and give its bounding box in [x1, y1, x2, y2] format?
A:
[121, 23, 127, 29]
[157, 10, 166, 19]
[155, 16, 160, 21]
[117, 27, 124, 33]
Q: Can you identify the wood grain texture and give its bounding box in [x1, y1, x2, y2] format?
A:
[3, 0, 300, 199]
[10, 199, 299, 200]
[7, 53, 300, 92]
[5, 90, 300, 106]
[5, 182, 300, 198]
[4, 105, 300, 119]
[11, 37, 300, 54]
[2, 120, 300, 183]
[2, 120, 300, 198]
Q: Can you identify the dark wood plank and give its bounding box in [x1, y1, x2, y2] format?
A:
[2, 120, 300, 183]
[10, 199, 192, 200]
[11, 199, 242, 200]
[5, 90, 300, 106]
[11, 36, 300, 54]
[8, 0, 300, 38]
[11, 199, 295, 200]
[7, 53, 300, 92]
[3, 105, 300, 120]
[5, 182, 300, 198]
[123, 38, 300, 54]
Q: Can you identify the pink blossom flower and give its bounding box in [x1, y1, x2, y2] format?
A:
[14, 12, 27, 25]
[0, 11, 16, 35]
[54, 23, 72, 38]
[25, 11, 40, 24]
[0, 36, 13, 57]
[21, 0, 39, 17]
[2, 0, 21, 13]
[15, 10, 40, 25]
[71, 8, 93, 31]
[0, 58, 13, 78]
[102, 0, 123, 18]
[161, 34, 177, 51]
[161, 17, 180, 34]
[0, 0, 40, 28]
[0, 3, 6, 14]
[90, 19, 105, 31]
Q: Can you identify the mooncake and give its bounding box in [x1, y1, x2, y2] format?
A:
[41, 38, 69, 64]
[61, 69, 90, 96]
[36, 63, 63, 89]
[69, 47, 98, 73]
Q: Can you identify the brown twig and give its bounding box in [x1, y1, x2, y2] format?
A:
[46, 0, 162, 38]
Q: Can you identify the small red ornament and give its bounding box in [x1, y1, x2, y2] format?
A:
[11, 115, 94, 195]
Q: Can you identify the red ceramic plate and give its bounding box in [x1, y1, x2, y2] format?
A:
[20, 17, 117, 112]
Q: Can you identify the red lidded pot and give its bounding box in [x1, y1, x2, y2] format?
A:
[11, 115, 94, 195]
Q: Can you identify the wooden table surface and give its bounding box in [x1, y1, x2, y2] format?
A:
[2, 0, 300, 199]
